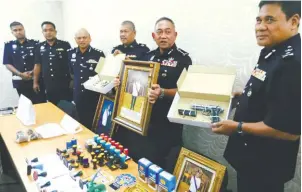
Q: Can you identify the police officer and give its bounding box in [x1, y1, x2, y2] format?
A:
[3, 21, 46, 104]
[112, 20, 149, 60]
[68, 28, 105, 129]
[114, 17, 192, 172]
[212, 1, 300, 192]
[33, 21, 72, 105]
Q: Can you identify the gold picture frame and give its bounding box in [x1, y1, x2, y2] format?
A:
[92, 95, 115, 137]
[113, 60, 160, 136]
[174, 148, 226, 192]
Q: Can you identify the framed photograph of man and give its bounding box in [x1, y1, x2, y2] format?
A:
[113, 60, 160, 136]
[92, 95, 115, 136]
[174, 148, 226, 192]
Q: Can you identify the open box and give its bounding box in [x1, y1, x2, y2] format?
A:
[83, 54, 126, 94]
[167, 65, 236, 128]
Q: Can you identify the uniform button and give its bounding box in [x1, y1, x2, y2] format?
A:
[50, 52, 52, 54]
[81, 90, 84, 92]
[51, 74, 54, 77]
[242, 90, 245, 93]
[21, 46, 23, 48]
[50, 58, 52, 60]
[25, 68, 27, 70]
[81, 70, 83, 72]
[50, 63, 52, 65]
[21, 51, 24, 53]
[50, 69, 53, 71]
[81, 77, 83, 79]
[244, 143, 247, 146]
[24, 63, 26, 65]
[237, 102, 239, 105]
[249, 83, 252, 86]
[81, 57, 84, 59]
[157, 59, 160, 62]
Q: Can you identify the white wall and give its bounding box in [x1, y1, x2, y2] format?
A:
[62, 0, 262, 92]
[0, 0, 64, 108]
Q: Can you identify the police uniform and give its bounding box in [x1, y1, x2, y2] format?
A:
[35, 39, 72, 105]
[115, 44, 192, 172]
[111, 40, 149, 60]
[224, 34, 301, 192]
[68, 46, 105, 129]
[3, 39, 46, 104]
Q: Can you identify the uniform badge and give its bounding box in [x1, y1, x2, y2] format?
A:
[86, 59, 98, 64]
[72, 53, 76, 58]
[56, 48, 64, 51]
[162, 73, 167, 77]
[162, 57, 178, 67]
[30, 53, 33, 56]
[71, 59, 76, 62]
[40, 46, 44, 50]
[252, 68, 266, 81]
[89, 66, 94, 71]
[12, 44, 17, 50]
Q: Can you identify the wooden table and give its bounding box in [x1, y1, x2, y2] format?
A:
[0, 102, 148, 192]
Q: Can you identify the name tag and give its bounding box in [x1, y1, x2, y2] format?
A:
[252, 68, 266, 81]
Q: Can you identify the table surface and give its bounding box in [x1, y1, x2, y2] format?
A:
[0, 102, 149, 192]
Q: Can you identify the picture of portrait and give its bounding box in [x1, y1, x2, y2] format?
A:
[176, 158, 216, 192]
[93, 96, 115, 136]
[119, 69, 149, 125]
[113, 60, 160, 136]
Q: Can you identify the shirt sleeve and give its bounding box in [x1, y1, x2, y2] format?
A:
[3, 43, 12, 65]
[263, 59, 301, 135]
[34, 44, 41, 64]
[185, 55, 193, 70]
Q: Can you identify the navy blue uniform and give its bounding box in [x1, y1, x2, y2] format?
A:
[35, 39, 72, 105]
[68, 46, 105, 129]
[225, 34, 301, 192]
[114, 44, 192, 172]
[3, 39, 46, 104]
[111, 40, 149, 60]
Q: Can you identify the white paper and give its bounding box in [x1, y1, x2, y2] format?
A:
[16, 94, 36, 126]
[35, 123, 66, 138]
[60, 114, 82, 134]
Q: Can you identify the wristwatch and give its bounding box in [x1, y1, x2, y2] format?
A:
[159, 88, 165, 99]
[237, 122, 244, 135]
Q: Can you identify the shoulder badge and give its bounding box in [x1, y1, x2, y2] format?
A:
[282, 45, 294, 59]
[177, 48, 189, 56]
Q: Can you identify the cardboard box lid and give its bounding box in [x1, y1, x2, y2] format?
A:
[177, 65, 236, 102]
[95, 54, 126, 81]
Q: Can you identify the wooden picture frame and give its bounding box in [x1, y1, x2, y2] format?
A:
[174, 148, 226, 192]
[92, 95, 115, 137]
[113, 60, 160, 136]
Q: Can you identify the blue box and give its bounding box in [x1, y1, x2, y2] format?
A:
[148, 164, 163, 190]
[138, 158, 153, 183]
[158, 171, 176, 192]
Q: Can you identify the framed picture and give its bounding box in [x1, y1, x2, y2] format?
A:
[92, 95, 115, 136]
[174, 148, 226, 192]
[113, 60, 160, 136]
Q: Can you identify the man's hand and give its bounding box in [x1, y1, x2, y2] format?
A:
[212, 120, 239, 136]
[20, 71, 32, 80]
[113, 76, 120, 87]
[33, 82, 40, 93]
[113, 50, 122, 56]
[148, 84, 161, 104]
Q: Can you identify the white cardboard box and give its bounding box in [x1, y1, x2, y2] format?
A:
[167, 65, 236, 128]
[83, 54, 126, 94]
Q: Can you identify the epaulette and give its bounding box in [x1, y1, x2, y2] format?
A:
[4, 40, 13, 44]
[176, 48, 189, 56]
[92, 47, 103, 53]
[67, 47, 76, 52]
[282, 45, 294, 59]
[138, 43, 146, 47]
